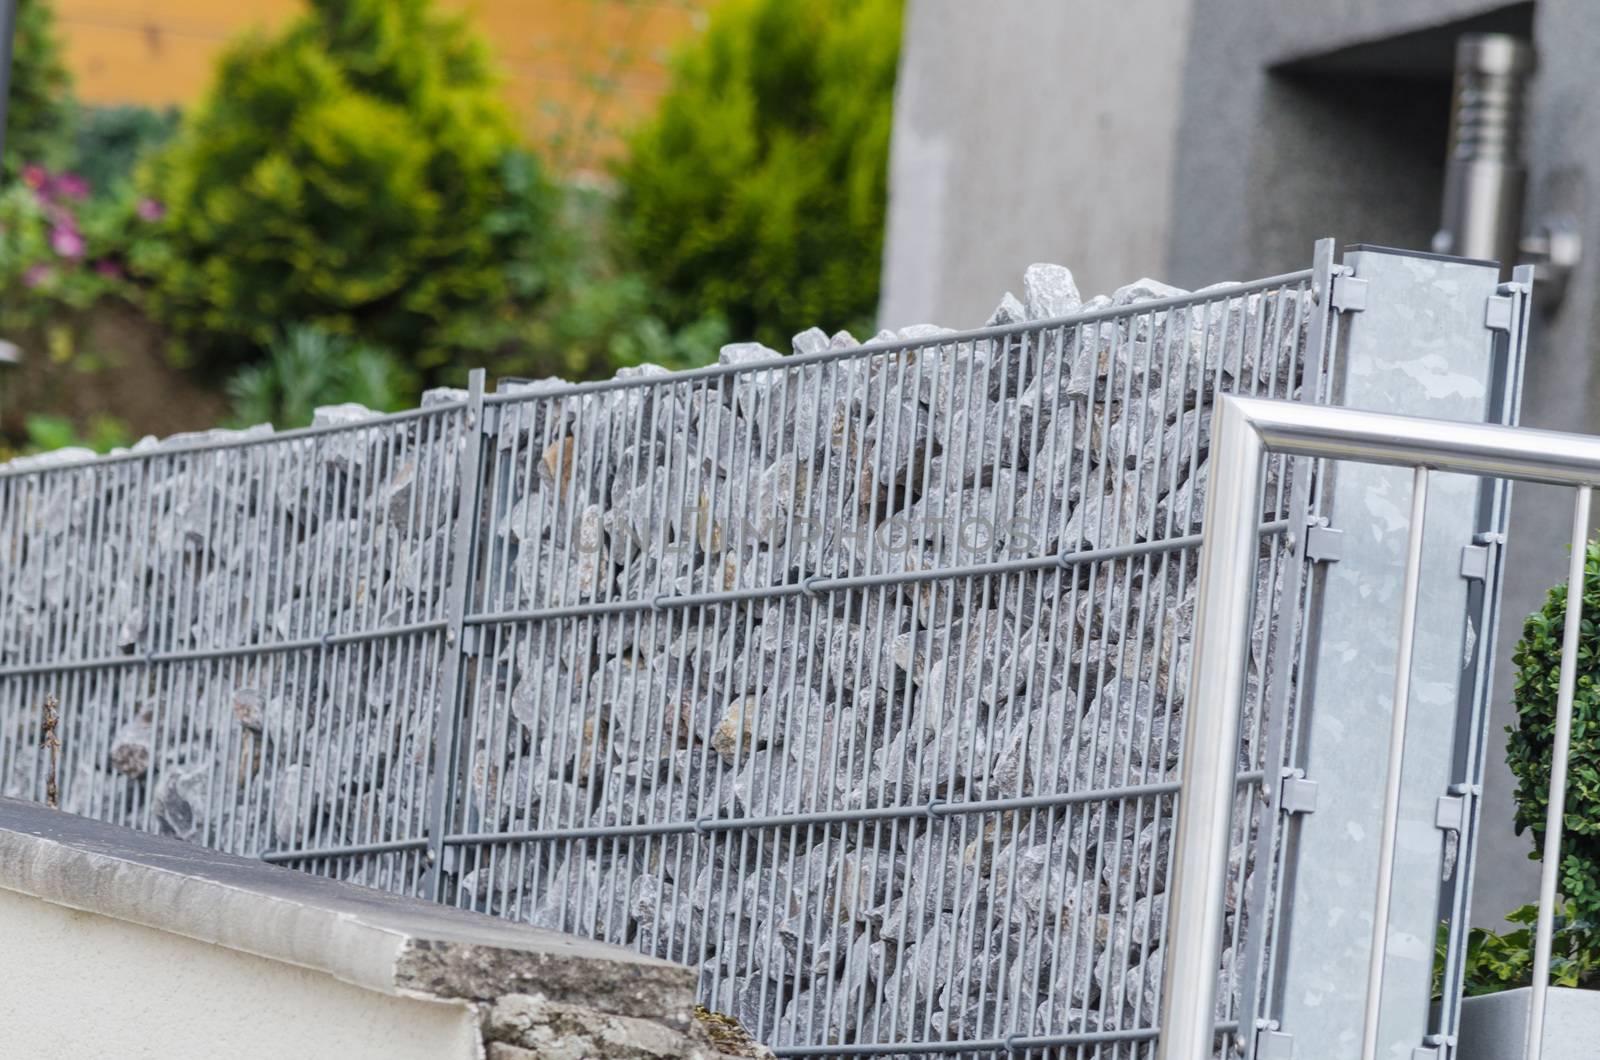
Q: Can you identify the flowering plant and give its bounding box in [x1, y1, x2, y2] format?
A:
[0, 165, 162, 331]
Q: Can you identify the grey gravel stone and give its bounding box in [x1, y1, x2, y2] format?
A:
[310, 402, 380, 428]
[986, 291, 1026, 327]
[231, 688, 265, 732]
[790, 328, 829, 356]
[152, 762, 210, 840]
[110, 712, 154, 778]
[1023, 263, 1082, 320]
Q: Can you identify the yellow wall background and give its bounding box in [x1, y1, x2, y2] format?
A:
[54, 0, 712, 171]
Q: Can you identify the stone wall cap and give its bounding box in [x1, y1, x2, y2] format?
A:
[0, 798, 694, 1018]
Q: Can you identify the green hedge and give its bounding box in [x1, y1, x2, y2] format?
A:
[612, 0, 902, 349]
[135, 0, 561, 377]
[1509, 538, 1600, 921]
[6, 0, 73, 173]
[1443, 902, 1600, 996]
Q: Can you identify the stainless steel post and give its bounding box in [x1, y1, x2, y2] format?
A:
[1359, 467, 1430, 1060]
[1434, 34, 1536, 275]
[1156, 396, 1264, 1060]
[1525, 486, 1592, 1060]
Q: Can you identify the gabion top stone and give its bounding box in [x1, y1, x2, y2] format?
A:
[0, 262, 1223, 468]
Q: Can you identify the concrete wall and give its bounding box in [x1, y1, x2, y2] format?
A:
[1166, 0, 1532, 284]
[0, 798, 746, 1060]
[0, 887, 483, 1060]
[1456, 986, 1600, 1060]
[877, 0, 1194, 327]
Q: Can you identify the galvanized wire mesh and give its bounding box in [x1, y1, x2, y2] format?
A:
[0, 270, 1330, 1058]
[446, 275, 1325, 1057]
[0, 404, 469, 895]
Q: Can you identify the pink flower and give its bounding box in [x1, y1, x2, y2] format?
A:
[50, 226, 84, 259]
[94, 259, 122, 279]
[21, 164, 46, 191]
[23, 263, 53, 288]
[136, 198, 165, 222]
[54, 172, 89, 200]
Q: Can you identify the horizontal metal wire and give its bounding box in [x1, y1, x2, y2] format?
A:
[260, 836, 429, 863]
[464, 522, 1291, 627]
[0, 619, 450, 679]
[0, 400, 468, 479]
[443, 773, 1264, 846]
[260, 772, 1266, 865]
[768, 1021, 1240, 1057]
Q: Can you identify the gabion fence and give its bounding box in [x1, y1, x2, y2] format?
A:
[0, 264, 1330, 1057]
[0, 402, 471, 893]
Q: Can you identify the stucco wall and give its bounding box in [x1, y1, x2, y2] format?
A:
[52, 0, 713, 171]
[0, 885, 483, 1060]
[877, 0, 1195, 329]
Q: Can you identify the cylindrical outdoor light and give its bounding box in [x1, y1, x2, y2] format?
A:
[1433, 33, 1536, 275]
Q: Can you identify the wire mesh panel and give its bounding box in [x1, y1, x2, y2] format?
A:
[0, 403, 471, 897]
[0, 265, 1338, 1057]
[447, 275, 1327, 1057]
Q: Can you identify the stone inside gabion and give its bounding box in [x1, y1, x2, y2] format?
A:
[0, 263, 1310, 1053]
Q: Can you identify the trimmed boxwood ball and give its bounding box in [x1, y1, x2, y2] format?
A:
[1509, 538, 1600, 921]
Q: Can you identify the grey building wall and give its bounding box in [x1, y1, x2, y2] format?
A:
[880, 0, 1600, 927]
[877, 0, 1194, 327]
[1169, 0, 1598, 928]
[1166, 0, 1533, 283]
[1482, 0, 1600, 923]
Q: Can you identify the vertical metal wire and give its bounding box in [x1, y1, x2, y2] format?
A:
[1525, 485, 1592, 1060]
[425, 372, 487, 900]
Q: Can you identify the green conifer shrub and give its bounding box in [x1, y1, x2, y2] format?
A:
[612, 0, 903, 349]
[136, 0, 560, 377]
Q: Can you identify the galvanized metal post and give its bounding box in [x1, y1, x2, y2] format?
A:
[1252, 248, 1514, 1060]
[1434, 267, 1534, 1046]
[1238, 238, 1339, 1045]
[423, 369, 487, 902]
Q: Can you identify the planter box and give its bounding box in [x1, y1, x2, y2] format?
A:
[1456, 986, 1600, 1059]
